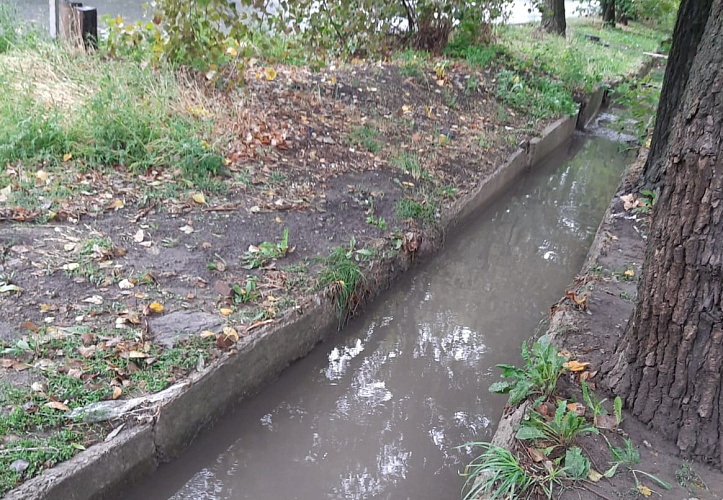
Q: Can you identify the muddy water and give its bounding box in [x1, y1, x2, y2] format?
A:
[123, 133, 628, 500]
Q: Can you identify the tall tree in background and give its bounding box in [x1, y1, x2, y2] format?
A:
[601, 0, 615, 26]
[606, 0, 723, 465]
[540, 0, 565, 36]
[639, 0, 715, 190]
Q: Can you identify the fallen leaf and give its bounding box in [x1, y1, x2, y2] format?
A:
[36, 170, 49, 183]
[192, 192, 206, 204]
[63, 262, 80, 271]
[112, 386, 122, 400]
[567, 402, 586, 416]
[564, 360, 590, 372]
[219, 308, 233, 316]
[527, 447, 545, 462]
[624, 269, 635, 277]
[223, 327, 239, 342]
[118, 279, 135, 289]
[12, 362, 31, 371]
[148, 302, 164, 314]
[594, 414, 618, 430]
[0, 284, 21, 293]
[637, 484, 652, 497]
[133, 229, 145, 243]
[71, 442, 86, 450]
[200, 330, 217, 338]
[78, 345, 97, 358]
[45, 401, 70, 411]
[110, 199, 125, 210]
[179, 225, 194, 234]
[264, 67, 277, 81]
[62, 153, 73, 162]
[587, 469, 603, 482]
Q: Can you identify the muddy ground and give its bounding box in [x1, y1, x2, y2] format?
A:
[0, 57, 556, 491]
[544, 151, 723, 499]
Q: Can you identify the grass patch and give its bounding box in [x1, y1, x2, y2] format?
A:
[241, 229, 291, 269]
[391, 151, 424, 180]
[495, 69, 578, 119]
[498, 20, 669, 92]
[318, 240, 367, 324]
[395, 198, 436, 225]
[0, 327, 215, 495]
[347, 125, 382, 153]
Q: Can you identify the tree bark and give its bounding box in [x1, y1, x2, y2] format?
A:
[639, 0, 714, 191]
[602, 0, 615, 27]
[606, 0, 723, 465]
[540, 0, 565, 36]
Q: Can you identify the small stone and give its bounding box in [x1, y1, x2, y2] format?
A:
[10, 459, 29, 473]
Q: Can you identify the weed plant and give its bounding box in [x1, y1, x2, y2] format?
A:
[319, 240, 367, 324]
[490, 334, 567, 405]
[516, 400, 598, 450]
[395, 198, 436, 225]
[242, 229, 291, 269]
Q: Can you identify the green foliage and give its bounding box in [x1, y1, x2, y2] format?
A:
[516, 400, 598, 449]
[489, 335, 567, 405]
[676, 460, 707, 490]
[460, 443, 551, 500]
[232, 276, 259, 304]
[496, 70, 577, 119]
[609, 438, 640, 466]
[347, 125, 382, 153]
[391, 151, 424, 179]
[395, 198, 437, 225]
[564, 447, 590, 480]
[242, 229, 291, 269]
[319, 239, 367, 323]
[582, 378, 609, 421]
[104, 0, 247, 77]
[366, 214, 388, 230]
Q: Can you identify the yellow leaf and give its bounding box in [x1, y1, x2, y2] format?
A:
[264, 67, 277, 81]
[40, 303, 53, 312]
[200, 330, 217, 338]
[275, 216, 282, 223]
[110, 198, 125, 210]
[62, 153, 73, 162]
[149, 302, 164, 313]
[192, 192, 206, 204]
[223, 327, 239, 342]
[112, 386, 122, 400]
[587, 469, 603, 482]
[226, 46, 238, 57]
[330, 76, 337, 85]
[624, 269, 635, 277]
[36, 170, 49, 182]
[219, 308, 233, 316]
[564, 360, 590, 372]
[637, 484, 652, 497]
[45, 401, 70, 411]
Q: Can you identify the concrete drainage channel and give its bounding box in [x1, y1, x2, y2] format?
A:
[5, 75, 647, 500]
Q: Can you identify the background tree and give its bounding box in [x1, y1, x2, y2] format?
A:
[540, 0, 566, 36]
[639, 0, 714, 190]
[601, 0, 615, 26]
[605, 0, 723, 465]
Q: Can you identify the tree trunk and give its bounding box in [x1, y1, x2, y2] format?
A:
[540, 0, 565, 36]
[602, 0, 615, 27]
[639, 0, 714, 191]
[606, 0, 723, 465]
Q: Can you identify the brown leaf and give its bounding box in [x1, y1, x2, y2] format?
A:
[20, 321, 39, 332]
[1, 359, 13, 368]
[44, 401, 70, 411]
[567, 402, 586, 416]
[81, 332, 94, 345]
[78, 345, 97, 358]
[527, 447, 545, 463]
[12, 361, 31, 371]
[594, 414, 618, 430]
[111, 386, 122, 400]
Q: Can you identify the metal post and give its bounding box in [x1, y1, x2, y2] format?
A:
[49, 0, 59, 38]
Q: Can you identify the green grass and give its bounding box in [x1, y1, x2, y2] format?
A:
[498, 20, 669, 92]
[318, 240, 366, 324]
[0, 328, 214, 495]
[495, 69, 578, 119]
[347, 125, 382, 153]
[242, 229, 291, 269]
[395, 198, 436, 225]
[391, 151, 424, 179]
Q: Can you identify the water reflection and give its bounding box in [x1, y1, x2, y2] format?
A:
[123, 134, 628, 500]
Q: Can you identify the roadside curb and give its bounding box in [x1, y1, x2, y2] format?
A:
[5, 79, 630, 500]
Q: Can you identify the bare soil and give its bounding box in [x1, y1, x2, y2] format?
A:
[547, 150, 723, 499]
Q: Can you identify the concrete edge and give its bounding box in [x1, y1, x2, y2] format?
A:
[5, 85, 609, 500]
